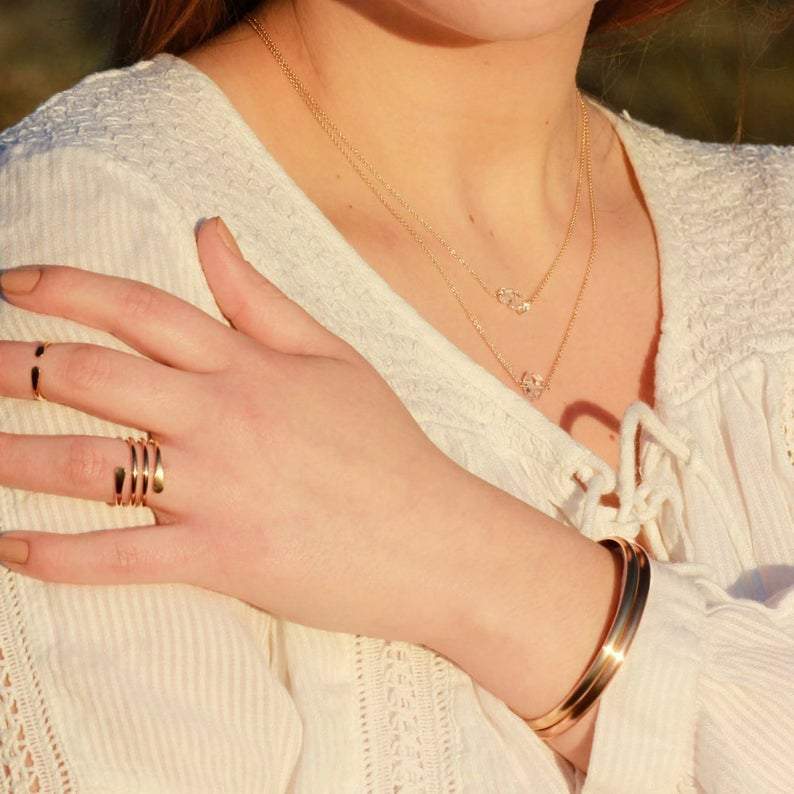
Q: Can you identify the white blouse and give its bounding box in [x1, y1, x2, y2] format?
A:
[1, 53, 793, 793]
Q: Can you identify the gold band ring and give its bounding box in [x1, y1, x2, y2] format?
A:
[31, 340, 52, 401]
[109, 435, 165, 507]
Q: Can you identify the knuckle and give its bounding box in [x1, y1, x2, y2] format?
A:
[64, 344, 112, 391]
[178, 375, 219, 434]
[119, 280, 159, 321]
[224, 293, 255, 327]
[64, 436, 105, 487]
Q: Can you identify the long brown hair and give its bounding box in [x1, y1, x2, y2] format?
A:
[113, 0, 691, 66]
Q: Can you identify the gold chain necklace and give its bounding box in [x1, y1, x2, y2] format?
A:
[245, 15, 586, 318]
[245, 16, 598, 401]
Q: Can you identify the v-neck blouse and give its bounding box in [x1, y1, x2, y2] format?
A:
[1, 52, 793, 793]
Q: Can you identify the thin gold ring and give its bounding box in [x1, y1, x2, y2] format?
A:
[141, 441, 150, 504]
[151, 439, 165, 494]
[113, 466, 125, 506]
[31, 340, 52, 401]
[146, 431, 165, 494]
[126, 436, 140, 507]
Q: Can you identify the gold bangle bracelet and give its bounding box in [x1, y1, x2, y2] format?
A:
[528, 538, 640, 735]
[537, 539, 651, 738]
[527, 536, 651, 739]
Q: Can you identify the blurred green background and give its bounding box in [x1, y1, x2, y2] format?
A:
[1, 0, 793, 142]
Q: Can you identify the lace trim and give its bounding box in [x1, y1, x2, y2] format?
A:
[355, 635, 457, 792]
[0, 569, 74, 793]
[354, 635, 376, 792]
[430, 651, 458, 793]
[784, 354, 794, 467]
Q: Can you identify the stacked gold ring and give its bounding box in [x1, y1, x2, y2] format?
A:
[31, 340, 52, 401]
[526, 535, 651, 739]
[111, 435, 165, 507]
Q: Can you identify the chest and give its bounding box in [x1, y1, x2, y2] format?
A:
[329, 200, 662, 480]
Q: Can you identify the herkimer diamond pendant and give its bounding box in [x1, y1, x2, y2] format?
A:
[520, 372, 547, 401]
[496, 287, 532, 315]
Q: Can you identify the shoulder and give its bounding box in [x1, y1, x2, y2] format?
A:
[611, 106, 794, 249]
[613, 105, 794, 192]
[0, 53, 208, 161]
[0, 58, 230, 308]
[606, 106, 794, 402]
[0, 55, 248, 275]
[0, 54, 231, 212]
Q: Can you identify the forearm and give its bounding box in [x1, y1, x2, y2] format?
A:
[423, 466, 621, 773]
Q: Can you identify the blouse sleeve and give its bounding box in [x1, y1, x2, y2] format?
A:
[0, 142, 303, 792]
[581, 555, 794, 793]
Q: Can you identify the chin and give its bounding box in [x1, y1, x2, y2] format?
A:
[390, 0, 596, 42]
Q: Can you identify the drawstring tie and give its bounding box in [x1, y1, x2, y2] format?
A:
[572, 401, 757, 571]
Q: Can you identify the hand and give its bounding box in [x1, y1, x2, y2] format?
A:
[0, 217, 478, 647]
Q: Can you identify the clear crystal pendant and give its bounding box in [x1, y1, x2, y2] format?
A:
[520, 372, 547, 401]
[496, 287, 532, 315]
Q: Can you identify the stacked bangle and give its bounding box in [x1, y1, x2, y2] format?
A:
[526, 535, 651, 739]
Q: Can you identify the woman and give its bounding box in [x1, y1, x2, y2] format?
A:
[0, 0, 792, 791]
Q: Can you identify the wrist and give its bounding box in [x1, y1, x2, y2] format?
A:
[424, 478, 620, 723]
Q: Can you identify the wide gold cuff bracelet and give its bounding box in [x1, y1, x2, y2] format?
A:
[526, 535, 651, 739]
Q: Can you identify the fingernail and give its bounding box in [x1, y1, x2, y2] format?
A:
[1, 267, 42, 295]
[213, 217, 243, 258]
[0, 537, 29, 565]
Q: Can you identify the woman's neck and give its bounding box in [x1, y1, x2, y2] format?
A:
[242, 0, 604, 233]
[185, 0, 623, 268]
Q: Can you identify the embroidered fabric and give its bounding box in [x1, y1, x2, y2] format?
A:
[785, 362, 794, 467]
[0, 571, 72, 794]
[353, 636, 459, 793]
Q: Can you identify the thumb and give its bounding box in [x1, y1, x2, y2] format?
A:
[197, 216, 350, 358]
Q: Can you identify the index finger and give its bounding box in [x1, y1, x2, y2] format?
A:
[0, 264, 237, 372]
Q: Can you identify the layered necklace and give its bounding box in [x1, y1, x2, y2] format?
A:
[245, 16, 598, 401]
